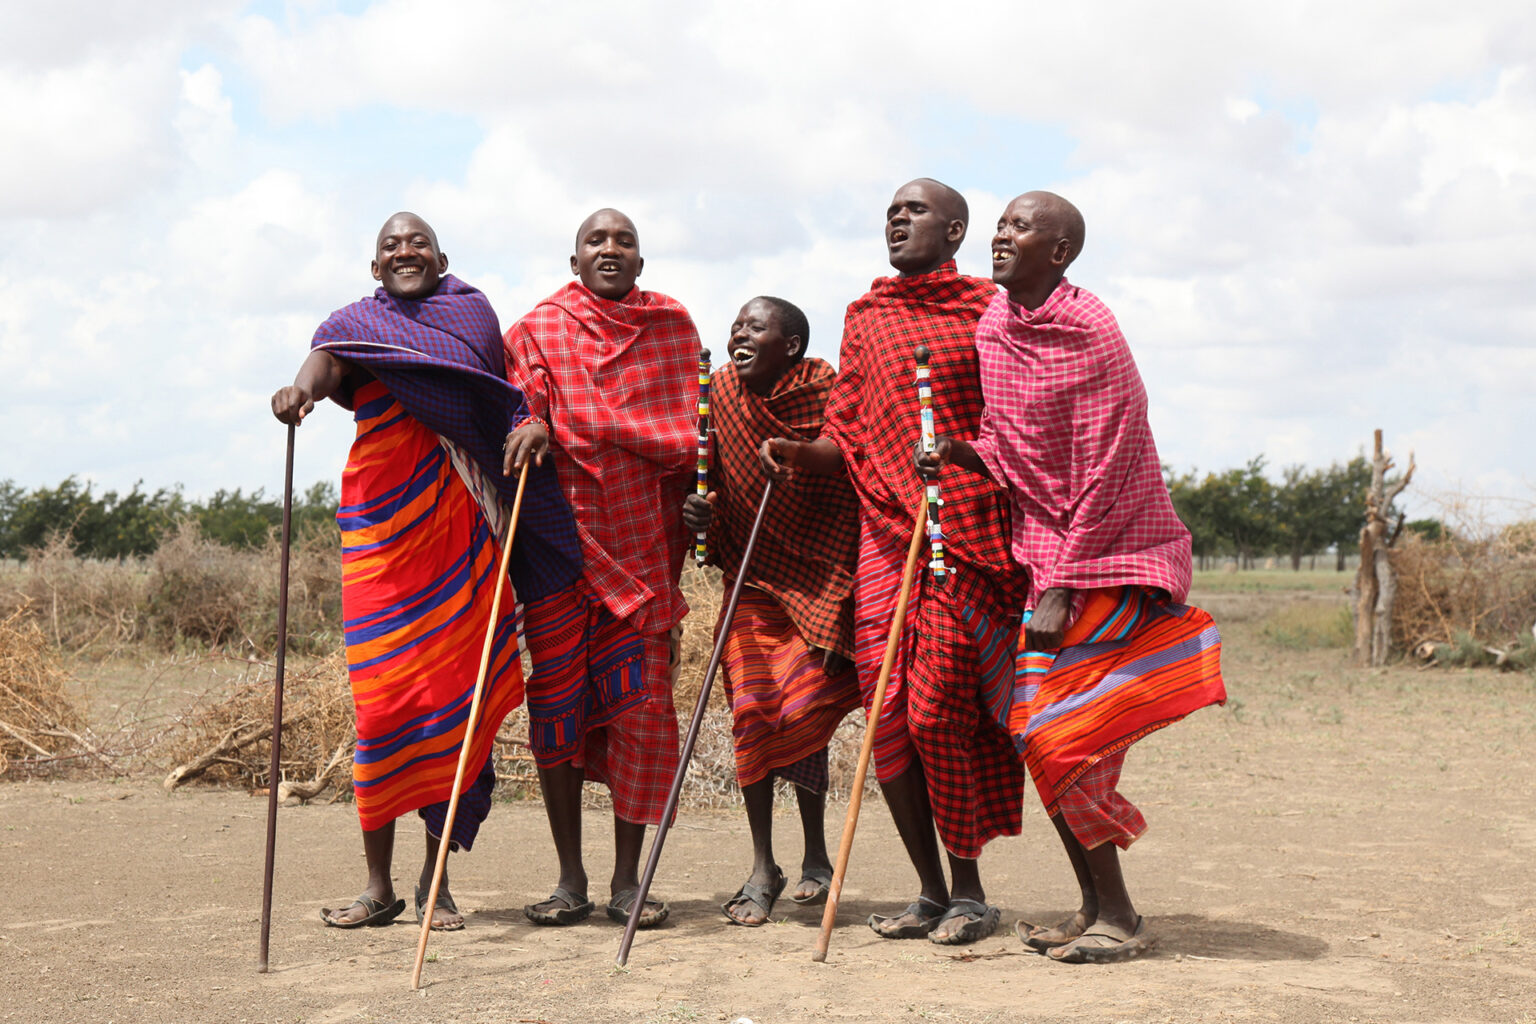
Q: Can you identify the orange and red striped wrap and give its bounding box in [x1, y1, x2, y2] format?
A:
[341, 379, 523, 833]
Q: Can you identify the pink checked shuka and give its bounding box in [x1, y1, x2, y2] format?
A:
[971, 280, 1189, 605]
[971, 279, 1224, 850]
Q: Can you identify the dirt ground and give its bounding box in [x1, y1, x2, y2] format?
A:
[3, 582, 1535, 1023]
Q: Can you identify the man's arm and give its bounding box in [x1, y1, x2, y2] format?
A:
[271, 349, 347, 424]
[758, 437, 845, 482]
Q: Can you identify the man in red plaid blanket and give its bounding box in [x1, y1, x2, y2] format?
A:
[682, 296, 861, 926]
[919, 191, 1226, 963]
[761, 180, 1026, 945]
[502, 208, 699, 929]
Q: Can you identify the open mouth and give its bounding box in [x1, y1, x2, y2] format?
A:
[889, 229, 909, 246]
[596, 260, 622, 273]
[992, 250, 1014, 266]
[729, 340, 755, 366]
[393, 263, 424, 276]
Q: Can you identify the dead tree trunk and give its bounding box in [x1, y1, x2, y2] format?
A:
[1352, 429, 1414, 666]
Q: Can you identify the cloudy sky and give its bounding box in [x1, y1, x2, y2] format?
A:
[2, 0, 1531, 521]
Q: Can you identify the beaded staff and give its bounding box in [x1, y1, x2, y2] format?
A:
[913, 344, 948, 584]
[694, 348, 711, 563]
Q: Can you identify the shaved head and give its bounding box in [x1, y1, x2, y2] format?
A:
[906, 177, 969, 228]
[575, 207, 637, 250]
[1018, 191, 1085, 266]
[377, 211, 438, 251]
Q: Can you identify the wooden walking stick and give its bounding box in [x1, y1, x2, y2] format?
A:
[693, 348, 712, 564]
[616, 477, 776, 966]
[812, 497, 928, 962]
[258, 422, 295, 974]
[410, 461, 530, 990]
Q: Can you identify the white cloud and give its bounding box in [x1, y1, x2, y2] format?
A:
[0, 0, 1532, 526]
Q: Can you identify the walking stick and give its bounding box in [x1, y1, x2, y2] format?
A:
[410, 461, 530, 990]
[913, 345, 949, 584]
[693, 348, 712, 564]
[258, 422, 295, 974]
[616, 477, 776, 966]
[812, 498, 928, 962]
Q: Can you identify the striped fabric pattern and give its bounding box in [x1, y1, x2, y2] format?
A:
[520, 585, 681, 825]
[1011, 587, 1225, 815]
[342, 380, 523, 837]
[520, 586, 647, 764]
[718, 587, 860, 790]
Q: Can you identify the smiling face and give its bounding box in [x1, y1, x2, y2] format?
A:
[728, 297, 803, 396]
[571, 208, 643, 300]
[886, 179, 967, 276]
[991, 192, 1081, 308]
[371, 213, 447, 299]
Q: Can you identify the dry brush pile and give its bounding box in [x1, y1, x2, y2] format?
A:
[1391, 512, 1536, 670]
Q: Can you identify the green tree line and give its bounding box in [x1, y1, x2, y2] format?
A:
[0, 477, 339, 559]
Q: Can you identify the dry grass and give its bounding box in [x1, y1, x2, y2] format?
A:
[0, 607, 94, 777]
[0, 520, 342, 658]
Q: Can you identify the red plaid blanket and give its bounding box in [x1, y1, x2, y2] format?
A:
[708, 357, 859, 658]
[971, 281, 1192, 606]
[822, 261, 1024, 617]
[504, 282, 700, 634]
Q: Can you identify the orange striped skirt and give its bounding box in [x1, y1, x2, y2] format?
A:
[340, 379, 523, 833]
[1012, 587, 1224, 817]
[719, 587, 860, 790]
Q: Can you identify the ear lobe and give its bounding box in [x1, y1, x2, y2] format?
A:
[787, 335, 803, 358]
[570, 254, 580, 276]
[438, 252, 449, 273]
[947, 220, 967, 244]
[371, 259, 382, 282]
[636, 256, 644, 279]
[1052, 239, 1072, 266]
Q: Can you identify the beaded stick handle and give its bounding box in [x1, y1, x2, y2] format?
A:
[694, 348, 712, 564]
[914, 344, 948, 583]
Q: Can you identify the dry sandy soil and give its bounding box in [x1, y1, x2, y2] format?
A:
[3, 581, 1534, 1024]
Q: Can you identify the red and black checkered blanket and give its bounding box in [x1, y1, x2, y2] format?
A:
[707, 357, 859, 658]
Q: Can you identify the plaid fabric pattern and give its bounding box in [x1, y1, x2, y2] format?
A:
[717, 587, 859, 789]
[504, 282, 699, 635]
[970, 281, 1192, 607]
[1055, 748, 1145, 851]
[852, 508, 1024, 859]
[708, 358, 859, 658]
[312, 275, 580, 601]
[821, 261, 1024, 618]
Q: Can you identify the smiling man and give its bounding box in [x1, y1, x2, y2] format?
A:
[759, 179, 1026, 945]
[270, 211, 581, 933]
[501, 208, 699, 930]
[681, 296, 861, 926]
[920, 191, 1226, 963]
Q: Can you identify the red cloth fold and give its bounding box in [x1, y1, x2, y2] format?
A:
[971, 281, 1192, 606]
[504, 282, 700, 634]
[708, 358, 859, 658]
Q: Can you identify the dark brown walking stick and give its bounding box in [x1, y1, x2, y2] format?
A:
[258, 422, 295, 974]
[411, 461, 530, 990]
[616, 478, 776, 966]
[812, 498, 928, 962]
